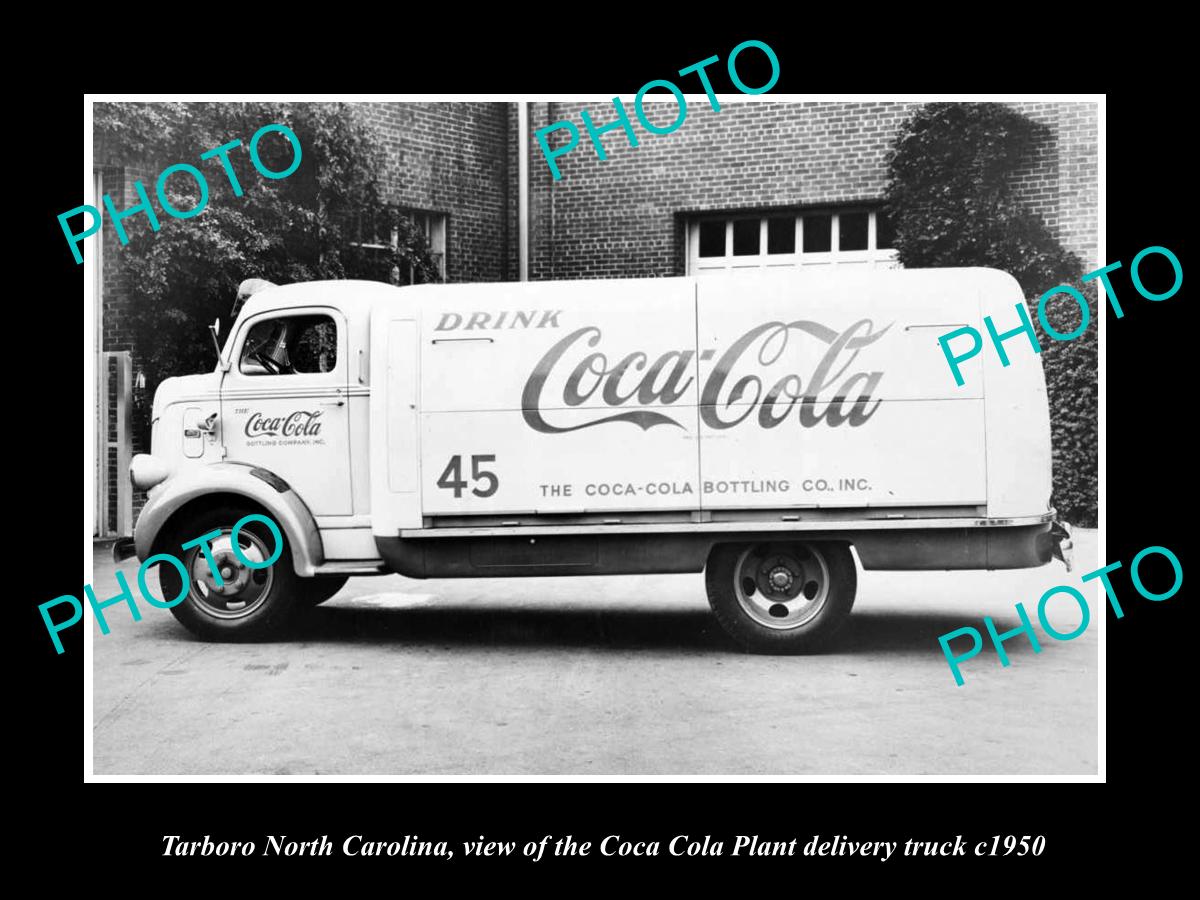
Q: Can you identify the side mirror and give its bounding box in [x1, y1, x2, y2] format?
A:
[209, 318, 227, 370]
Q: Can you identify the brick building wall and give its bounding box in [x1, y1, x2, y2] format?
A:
[354, 102, 512, 282]
[526, 99, 1098, 280]
[92, 100, 1097, 533]
[1011, 102, 1099, 268]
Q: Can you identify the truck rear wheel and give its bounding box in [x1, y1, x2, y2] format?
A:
[705, 541, 856, 653]
[157, 505, 302, 641]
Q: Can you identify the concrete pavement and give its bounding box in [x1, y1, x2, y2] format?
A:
[91, 530, 1099, 775]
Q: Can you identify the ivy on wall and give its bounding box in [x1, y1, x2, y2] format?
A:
[883, 102, 1097, 527]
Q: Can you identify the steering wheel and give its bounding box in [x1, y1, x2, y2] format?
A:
[251, 349, 285, 375]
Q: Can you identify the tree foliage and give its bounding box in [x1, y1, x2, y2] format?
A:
[883, 102, 1097, 526]
[94, 102, 441, 446]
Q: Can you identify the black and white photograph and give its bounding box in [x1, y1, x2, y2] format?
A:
[76, 92, 1103, 777]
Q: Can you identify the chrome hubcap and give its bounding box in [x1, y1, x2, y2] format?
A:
[734, 544, 830, 630]
[186, 527, 274, 619]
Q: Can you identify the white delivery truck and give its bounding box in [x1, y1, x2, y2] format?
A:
[117, 268, 1070, 652]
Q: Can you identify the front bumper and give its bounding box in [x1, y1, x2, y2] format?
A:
[112, 536, 137, 563]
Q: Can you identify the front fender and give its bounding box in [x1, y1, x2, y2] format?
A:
[133, 463, 325, 577]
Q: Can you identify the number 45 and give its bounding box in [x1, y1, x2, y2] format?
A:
[437, 455, 499, 498]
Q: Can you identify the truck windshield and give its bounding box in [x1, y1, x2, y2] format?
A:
[239, 314, 337, 376]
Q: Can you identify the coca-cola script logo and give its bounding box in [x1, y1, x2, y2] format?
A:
[244, 410, 324, 438]
[522, 319, 891, 434]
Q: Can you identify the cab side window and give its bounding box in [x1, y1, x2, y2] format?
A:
[239, 314, 338, 376]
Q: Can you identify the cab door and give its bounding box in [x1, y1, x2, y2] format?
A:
[221, 306, 353, 516]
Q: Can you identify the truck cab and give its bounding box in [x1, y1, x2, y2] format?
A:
[123, 270, 1069, 652]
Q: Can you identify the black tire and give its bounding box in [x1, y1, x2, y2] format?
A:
[155, 505, 302, 641]
[300, 575, 350, 607]
[705, 541, 856, 653]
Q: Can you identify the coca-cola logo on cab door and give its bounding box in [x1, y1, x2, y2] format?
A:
[522, 319, 891, 434]
[244, 410, 324, 438]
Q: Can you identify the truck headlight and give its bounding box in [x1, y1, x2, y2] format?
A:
[130, 454, 172, 491]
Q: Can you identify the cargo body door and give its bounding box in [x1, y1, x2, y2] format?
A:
[696, 270, 987, 511]
[221, 306, 353, 516]
[418, 279, 702, 518]
[369, 312, 422, 532]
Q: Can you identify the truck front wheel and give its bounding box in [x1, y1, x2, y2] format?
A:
[157, 505, 302, 641]
[705, 541, 856, 653]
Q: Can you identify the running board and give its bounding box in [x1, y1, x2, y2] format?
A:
[312, 560, 389, 576]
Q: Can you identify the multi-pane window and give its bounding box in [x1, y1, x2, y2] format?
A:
[687, 208, 899, 275]
[354, 208, 447, 283]
[406, 210, 447, 280]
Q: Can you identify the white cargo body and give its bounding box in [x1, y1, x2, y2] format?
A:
[124, 268, 1066, 652]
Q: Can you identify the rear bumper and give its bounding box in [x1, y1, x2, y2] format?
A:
[851, 523, 1054, 570]
[1046, 521, 1074, 572]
